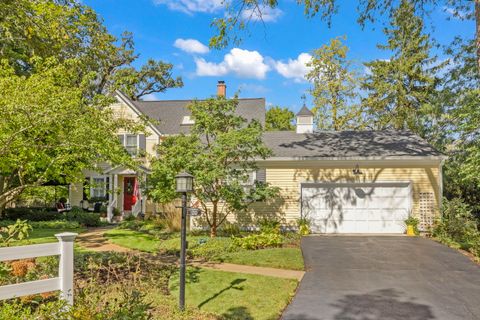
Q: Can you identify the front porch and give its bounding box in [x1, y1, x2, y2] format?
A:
[104, 166, 148, 222]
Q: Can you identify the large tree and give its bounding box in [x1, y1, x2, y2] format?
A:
[0, 59, 143, 211]
[0, 0, 182, 100]
[0, 0, 180, 210]
[149, 96, 279, 237]
[361, 0, 440, 134]
[442, 37, 480, 193]
[209, 1, 480, 72]
[265, 106, 295, 131]
[306, 37, 363, 130]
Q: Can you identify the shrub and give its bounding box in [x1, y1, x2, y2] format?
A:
[232, 233, 283, 250]
[433, 198, 480, 256]
[0, 220, 32, 246]
[31, 220, 80, 229]
[4, 207, 60, 221]
[257, 217, 282, 234]
[218, 222, 241, 236]
[65, 207, 100, 227]
[190, 237, 236, 260]
[296, 218, 311, 235]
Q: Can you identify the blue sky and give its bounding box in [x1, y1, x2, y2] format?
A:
[84, 0, 473, 113]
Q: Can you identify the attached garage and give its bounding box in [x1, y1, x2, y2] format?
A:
[301, 182, 412, 234]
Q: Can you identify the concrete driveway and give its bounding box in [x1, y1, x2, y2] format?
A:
[282, 236, 480, 320]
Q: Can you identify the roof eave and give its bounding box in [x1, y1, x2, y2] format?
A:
[114, 90, 163, 137]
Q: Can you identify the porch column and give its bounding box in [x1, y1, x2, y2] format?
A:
[107, 174, 118, 223]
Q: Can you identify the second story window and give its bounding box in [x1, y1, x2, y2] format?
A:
[125, 134, 138, 155]
[118, 133, 146, 156]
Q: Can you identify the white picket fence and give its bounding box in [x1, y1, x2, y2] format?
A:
[0, 232, 77, 305]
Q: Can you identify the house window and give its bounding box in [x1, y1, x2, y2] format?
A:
[125, 134, 138, 155]
[91, 177, 106, 199]
[181, 116, 195, 125]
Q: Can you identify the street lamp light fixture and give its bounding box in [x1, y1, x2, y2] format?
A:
[175, 171, 194, 193]
[175, 171, 194, 311]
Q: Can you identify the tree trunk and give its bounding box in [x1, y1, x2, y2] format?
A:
[476, 0, 480, 74]
[210, 202, 218, 237]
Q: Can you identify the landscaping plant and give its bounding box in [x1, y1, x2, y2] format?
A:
[296, 218, 311, 235]
[432, 198, 480, 258]
[404, 216, 420, 235]
[0, 220, 32, 247]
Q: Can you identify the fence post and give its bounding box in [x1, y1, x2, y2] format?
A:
[55, 232, 77, 306]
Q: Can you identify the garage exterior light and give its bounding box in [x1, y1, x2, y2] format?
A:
[353, 164, 363, 175]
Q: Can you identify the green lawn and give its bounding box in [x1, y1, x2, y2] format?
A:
[8, 228, 86, 246]
[104, 228, 160, 252]
[104, 228, 305, 270]
[169, 267, 297, 320]
[223, 248, 304, 270]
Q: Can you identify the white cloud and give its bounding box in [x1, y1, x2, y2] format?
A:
[241, 6, 283, 22]
[443, 6, 469, 20]
[142, 93, 160, 101]
[153, 0, 223, 14]
[195, 48, 270, 79]
[274, 53, 312, 82]
[174, 38, 209, 54]
[238, 83, 269, 94]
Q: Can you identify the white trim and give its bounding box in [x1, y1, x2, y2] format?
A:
[114, 90, 163, 136]
[439, 158, 445, 213]
[257, 156, 446, 162]
[257, 158, 444, 167]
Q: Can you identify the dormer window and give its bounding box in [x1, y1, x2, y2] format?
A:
[181, 116, 195, 126]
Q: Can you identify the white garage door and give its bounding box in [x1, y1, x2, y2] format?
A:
[301, 182, 411, 234]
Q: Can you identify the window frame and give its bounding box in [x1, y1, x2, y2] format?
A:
[90, 176, 107, 199]
[118, 133, 139, 156]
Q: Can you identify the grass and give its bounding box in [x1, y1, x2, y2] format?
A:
[169, 267, 297, 320]
[104, 228, 305, 270]
[223, 248, 304, 270]
[104, 228, 160, 252]
[7, 228, 86, 246]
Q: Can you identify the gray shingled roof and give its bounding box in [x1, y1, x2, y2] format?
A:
[262, 130, 443, 159]
[133, 98, 265, 135]
[296, 105, 314, 116]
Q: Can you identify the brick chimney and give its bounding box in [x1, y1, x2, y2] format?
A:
[217, 80, 226, 97]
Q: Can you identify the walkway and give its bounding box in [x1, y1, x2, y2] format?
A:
[76, 227, 304, 280]
[193, 261, 304, 280]
[76, 227, 131, 252]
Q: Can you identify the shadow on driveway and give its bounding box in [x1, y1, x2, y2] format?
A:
[282, 236, 480, 320]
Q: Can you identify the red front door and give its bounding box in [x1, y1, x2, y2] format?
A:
[123, 177, 136, 211]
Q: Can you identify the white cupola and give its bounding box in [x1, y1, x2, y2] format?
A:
[296, 105, 314, 133]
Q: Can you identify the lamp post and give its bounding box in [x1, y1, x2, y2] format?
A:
[175, 171, 194, 311]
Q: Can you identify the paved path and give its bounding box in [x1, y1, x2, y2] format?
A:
[282, 236, 480, 320]
[193, 261, 304, 280]
[76, 227, 131, 252]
